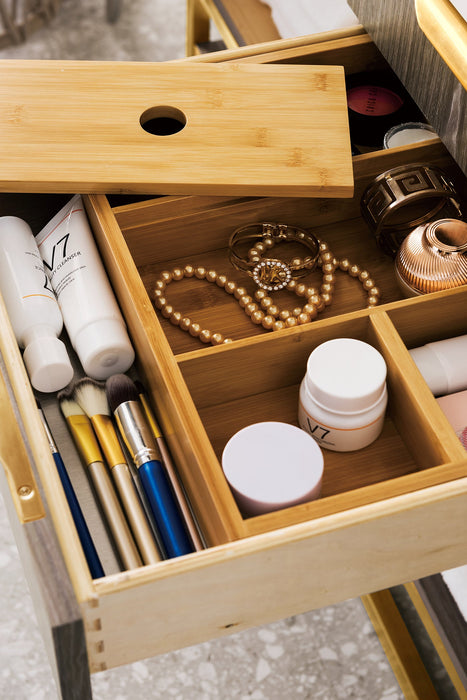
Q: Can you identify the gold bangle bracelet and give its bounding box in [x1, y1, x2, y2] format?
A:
[228, 222, 320, 291]
[360, 163, 463, 256]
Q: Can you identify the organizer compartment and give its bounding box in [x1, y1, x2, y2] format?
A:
[85, 134, 467, 544]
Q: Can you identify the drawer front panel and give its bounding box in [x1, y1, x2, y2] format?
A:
[90, 478, 467, 669]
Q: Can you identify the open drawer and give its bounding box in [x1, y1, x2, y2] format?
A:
[1, 28, 467, 695]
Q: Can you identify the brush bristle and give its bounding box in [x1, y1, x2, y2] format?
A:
[73, 378, 109, 417]
[58, 388, 86, 419]
[105, 373, 140, 412]
[134, 380, 145, 394]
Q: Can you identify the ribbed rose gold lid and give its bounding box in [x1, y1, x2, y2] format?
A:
[395, 219, 467, 296]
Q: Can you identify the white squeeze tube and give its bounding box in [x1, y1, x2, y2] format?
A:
[0, 216, 74, 393]
[36, 195, 135, 380]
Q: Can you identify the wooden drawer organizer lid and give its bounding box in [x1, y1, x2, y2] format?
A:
[0, 60, 353, 198]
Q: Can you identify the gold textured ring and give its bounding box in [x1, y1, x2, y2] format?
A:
[228, 222, 320, 292]
[360, 163, 462, 256]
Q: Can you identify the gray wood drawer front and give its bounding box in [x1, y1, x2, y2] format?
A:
[349, 0, 467, 176]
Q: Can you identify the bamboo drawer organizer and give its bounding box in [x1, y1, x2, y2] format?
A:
[1, 28, 467, 698]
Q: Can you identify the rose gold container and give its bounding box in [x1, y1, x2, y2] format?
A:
[395, 218, 467, 296]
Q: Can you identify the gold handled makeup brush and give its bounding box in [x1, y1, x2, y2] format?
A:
[135, 380, 204, 551]
[73, 378, 162, 566]
[58, 390, 143, 571]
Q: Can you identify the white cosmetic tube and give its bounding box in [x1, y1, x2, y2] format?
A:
[36, 195, 134, 380]
[0, 216, 73, 393]
[410, 335, 467, 396]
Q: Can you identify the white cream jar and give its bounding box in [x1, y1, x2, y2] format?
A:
[298, 338, 388, 452]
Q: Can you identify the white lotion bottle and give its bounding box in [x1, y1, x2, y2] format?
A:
[299, 338, 388, 452]
[0, 216, 74, 393]
[36, 195, 134, 380]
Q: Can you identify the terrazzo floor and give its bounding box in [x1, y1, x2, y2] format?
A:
[0, 2, 406, 698]
[0, 484, 402, 700]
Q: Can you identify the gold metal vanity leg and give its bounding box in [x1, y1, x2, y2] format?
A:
[406, 581, 467, 700]
[186, 0, 211, 55]
[361, 590, 439, 700]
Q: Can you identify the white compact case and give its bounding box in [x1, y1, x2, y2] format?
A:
[298, 338, 388, 452]
[222, 421, 324, 516]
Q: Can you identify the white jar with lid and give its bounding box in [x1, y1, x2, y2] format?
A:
[298, 338, 388, 452]
[222, 421, 324, 516]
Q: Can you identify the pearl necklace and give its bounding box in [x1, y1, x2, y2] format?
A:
[153, 240, 380, 346]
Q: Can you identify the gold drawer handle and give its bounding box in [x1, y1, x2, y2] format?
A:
[415, 0, 467, 89]
[0, 366, 45, 523]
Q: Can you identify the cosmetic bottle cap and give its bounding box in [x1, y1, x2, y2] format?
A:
[410, 335, 467, 396]
[305, 338, 387, 413]
[222, 421, 323, 516]
[74, 318, 135, 380]
[23, 336, 74, 393]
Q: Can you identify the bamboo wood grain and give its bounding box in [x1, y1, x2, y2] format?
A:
[369, 312, 467, 467]
[186, 0, 213, 55]
[244, 461, 467, 537]
[0, 242, 95, 605]
[208, 0, 281, 47]
[0, 60, 353, 198]
[91, 133, 467, 543]
[2, 27, 467, 684]
[185, 7, 366, 62]
[188, 0, 275, 54]
[85, 477, 467, 670]
[188, 32, 380, 75]
[110, 143, 459, 359]
[361, 590, 440, 699]
[112, 139, 456, 269]
[85, 194, 246, 545]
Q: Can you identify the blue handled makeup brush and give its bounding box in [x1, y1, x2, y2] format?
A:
[36, 401, 105, 579]
[105, 374, 194, 559]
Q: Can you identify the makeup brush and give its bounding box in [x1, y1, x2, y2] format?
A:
[135, 380, 204, 551]
[105, 373, 194, 559]
[58, 390, 143, 571]
[73, 378, 162, 566]
[36, 400, 104, 579]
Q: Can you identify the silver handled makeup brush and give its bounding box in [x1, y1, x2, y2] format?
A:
[105, 373, 194, 559]
[134, 380, 204, 551]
